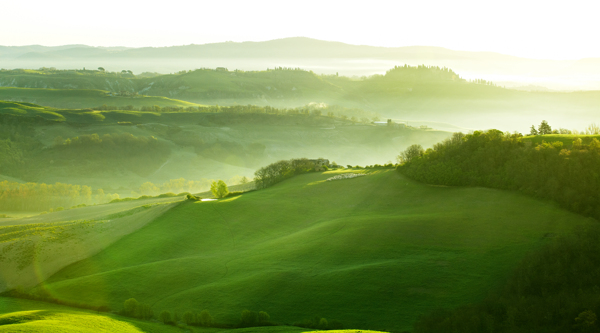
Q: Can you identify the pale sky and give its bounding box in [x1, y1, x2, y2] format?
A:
[2, 0, 599, 60]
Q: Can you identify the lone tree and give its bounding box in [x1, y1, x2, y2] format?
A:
[241, 309, 258, 327]
[199, 310, 213, 327]
[211, 180, 229, 198]
[538, 120, 552, 135]
[529, 125, 539, 136]
[258, 311, 270, 324]
[123, 298, 139, 316]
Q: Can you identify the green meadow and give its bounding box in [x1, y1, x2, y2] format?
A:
[34, 169, 591, 331]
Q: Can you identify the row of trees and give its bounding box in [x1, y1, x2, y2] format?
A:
[90, 103, 378, 122]
[121, 299, 276, 328]
[529, 121, 600, 136]
[254, 158, 320, 189]
[0, 181, 118, 211]
[398, 129, 600, 219]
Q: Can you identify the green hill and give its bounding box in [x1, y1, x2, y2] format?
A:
[34, 169, 591, 332]
[2, 66, 599, 132]
[1, 100, 449, 191]
[0, 87, 202, 109]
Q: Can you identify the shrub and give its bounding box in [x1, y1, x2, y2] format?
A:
[241, 309, 258, 327]
[225, 191, 244, 198]
[186, 194, 201, 201]
[318, 318, 328, 330]
[159, 310, 172, 324]
[123, 298, 139, 316]
[258, 311, 270, 324]
[347, 165, 353, 168]
[199, 310, 213, 327]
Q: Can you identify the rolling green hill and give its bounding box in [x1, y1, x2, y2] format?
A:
[0, 87, 202, 109]
[1, 100, 449, 191]
[2, 66, 599, 132]
[34, 169, 592, 332]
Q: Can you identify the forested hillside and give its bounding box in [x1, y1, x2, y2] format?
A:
[398, 130, 600, 219]
[398, 131, 600, 332]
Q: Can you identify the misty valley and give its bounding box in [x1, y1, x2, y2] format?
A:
[1, 39, 600, 333]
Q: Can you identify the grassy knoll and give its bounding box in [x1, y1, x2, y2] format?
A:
[0, 199, 182, 293]
[34, 169, 592, 331]
[0, 87, 202, 109]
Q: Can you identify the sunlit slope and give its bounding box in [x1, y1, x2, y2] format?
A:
[37, 169, 591, 331]
[0, 198, 183, 293]
[0, 298, 384, 333]
[0, 87, 202, 109]
[0, 297, 183, 333]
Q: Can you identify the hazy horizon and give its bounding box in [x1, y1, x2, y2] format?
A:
[2, 0, 600, 60]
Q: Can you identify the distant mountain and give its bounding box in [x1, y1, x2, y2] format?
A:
[0, 37, 531, 61]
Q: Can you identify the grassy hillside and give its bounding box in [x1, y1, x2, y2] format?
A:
[0, 198, 182, 293]
[35, 169, 591, 332]
[0, 87, 202, 109]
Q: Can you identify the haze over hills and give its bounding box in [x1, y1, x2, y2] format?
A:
[2, 37, 600, 91]
[2, 66, 599, 133]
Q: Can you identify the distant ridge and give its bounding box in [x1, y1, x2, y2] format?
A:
[0, 37, 538, 61]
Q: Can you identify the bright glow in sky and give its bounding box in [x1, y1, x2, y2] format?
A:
[2, 0, 599, 60]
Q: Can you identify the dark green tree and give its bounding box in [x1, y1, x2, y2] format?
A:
[199, 310, 213, 327]
[529, 125, 538, 136]
[159, 310, 172, 324]
[538, 120, 552, 135]
[123, 298, 139, 316]
[258, 311, 270, 324]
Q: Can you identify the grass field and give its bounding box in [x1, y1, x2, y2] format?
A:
[0, 197, 183, 293]
[32, 168, 592, 331]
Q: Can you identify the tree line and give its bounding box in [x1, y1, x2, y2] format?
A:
[0, 181, 121, 212]
[90, 103, 378, 122]
[397, 129, 600, 220]
[120, 297, 343, 330]
[254, 158, 323, 189]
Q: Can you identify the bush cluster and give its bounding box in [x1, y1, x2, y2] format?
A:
[254, 158, 320, 189]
